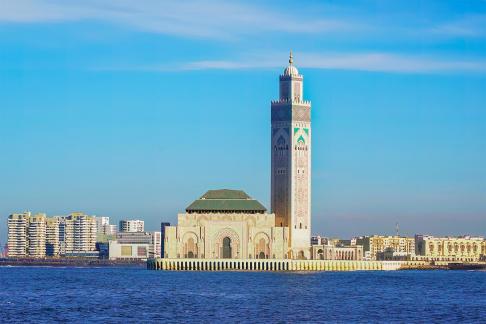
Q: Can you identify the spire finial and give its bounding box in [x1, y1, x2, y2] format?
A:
[289, 50, 293, 65]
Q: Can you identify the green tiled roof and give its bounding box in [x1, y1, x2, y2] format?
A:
[186, 189, 267, 213]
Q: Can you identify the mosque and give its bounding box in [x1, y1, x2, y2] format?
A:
[163, 52, 313, 260]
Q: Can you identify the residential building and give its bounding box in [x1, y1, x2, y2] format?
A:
[95, 216, 110, 234]
[46, 217, 60, 256]
[355, 235, 415, 260]
[27, 213, 46, 258]
[7, 212, 30, 257]
[160, 222, 170, 258]
[102, 224, 117, 236]
[119, 219, 144, 233]
[59, 213, 97, 256]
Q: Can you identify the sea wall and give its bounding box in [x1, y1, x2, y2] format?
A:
[147, 258, 425, 271]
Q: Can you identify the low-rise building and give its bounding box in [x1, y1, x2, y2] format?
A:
[355, 235, 415, 260]
[108, 231, 161, 260]
[311, 244, 363, 260]
[415, 235, 486, 262]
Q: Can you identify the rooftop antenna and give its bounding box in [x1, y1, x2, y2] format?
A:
[395, 222, 399, 237]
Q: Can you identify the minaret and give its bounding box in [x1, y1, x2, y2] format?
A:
[271, 51, 312, 259]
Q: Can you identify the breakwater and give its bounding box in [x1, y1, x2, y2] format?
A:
[0, 257, 145, 267]
[147, 258, 429, 271]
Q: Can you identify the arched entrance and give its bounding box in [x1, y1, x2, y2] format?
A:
[259, 251, 265, 259]
[187, 251, 194, 258]
[222, 237, 232, 259]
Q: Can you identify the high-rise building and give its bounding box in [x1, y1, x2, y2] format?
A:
[95, 216, 117, 238]
[46, 217, 60, 256]
[95, 216, 110, 234]
[160, 222, 170, 258]
[59, 213, 97, 256]
[102, 224, 117, 236]
[119, 219, 144, 233]
[27, 213, 46, 258]
[271, 51, 312, 259]
[7, 212, 30, 257]
[58, 216, 72, 255]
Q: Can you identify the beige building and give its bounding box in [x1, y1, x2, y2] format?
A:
[271, 51, 312, 259]
[311, 244, 363, 261]
[8, 212, 47, 258]
[109, 231, 161, 260]
[164, 190, 290, 260]
[59, 213, 97, 256]
[163, 54, 317, 262]
[27, 213, 47, 258]
[8, 211, 98, 258]
[7, 212, 30, 257]
[355, 235, 415, 260]
[415, 235, 486, 262]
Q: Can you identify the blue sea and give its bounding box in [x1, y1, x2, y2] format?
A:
[0, 267, 485, 323]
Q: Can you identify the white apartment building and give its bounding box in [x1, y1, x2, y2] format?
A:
[95, 216, 117, 236]
[119, 219, 144, 233]
[8, 211, 99, 258]
[7, 212, 30, 257]
[59, 213, 97, 255]
[95, 216, 110, 233]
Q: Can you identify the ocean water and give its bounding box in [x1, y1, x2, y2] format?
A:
[0, 267, 485, 323]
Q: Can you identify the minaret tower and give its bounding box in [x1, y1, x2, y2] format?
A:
[271, 51, 312, 259]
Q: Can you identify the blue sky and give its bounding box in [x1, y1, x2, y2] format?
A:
[0, 0, 485, 243]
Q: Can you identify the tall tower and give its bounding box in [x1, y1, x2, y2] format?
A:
[271, 51, 311, 259]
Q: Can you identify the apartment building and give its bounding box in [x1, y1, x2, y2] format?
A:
[27, 213, 46, 258]
[355, 235, 415, 260]
[119, 219, 144, 233]
[7, 212, 30, 257]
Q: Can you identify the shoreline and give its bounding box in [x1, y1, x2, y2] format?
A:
[0, 258, 145, 267]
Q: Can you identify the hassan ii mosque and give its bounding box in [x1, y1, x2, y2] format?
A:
[164, 52, 315, 260]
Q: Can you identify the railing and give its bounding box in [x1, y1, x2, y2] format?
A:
[147, 258, 407, 271]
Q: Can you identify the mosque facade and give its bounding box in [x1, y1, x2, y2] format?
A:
[163, 53, 312, 260]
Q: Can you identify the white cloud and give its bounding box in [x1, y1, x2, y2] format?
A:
[110, 51, 486, 74]
[0, 0, 350, 39]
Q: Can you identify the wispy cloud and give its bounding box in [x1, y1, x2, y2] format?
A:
[101, 52, 486, 74]
[430, 14, 486, 38]
[0, 0, 352, 39]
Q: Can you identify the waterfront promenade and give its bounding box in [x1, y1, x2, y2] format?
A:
[147, 258, 429, 271]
